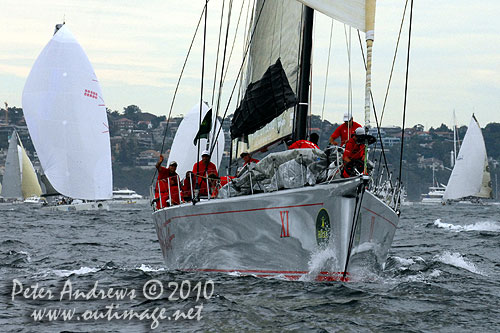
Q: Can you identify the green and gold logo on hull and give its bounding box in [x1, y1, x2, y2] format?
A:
[316, 208, 331, 246]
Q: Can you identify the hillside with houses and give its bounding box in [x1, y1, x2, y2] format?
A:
[1, 104, 499, 201]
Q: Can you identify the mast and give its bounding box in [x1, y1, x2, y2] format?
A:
[294, 5, 314, 141]
[364, 0, 376, 130]
[452, 110, 458, 161]
[363, 0, 376, 174]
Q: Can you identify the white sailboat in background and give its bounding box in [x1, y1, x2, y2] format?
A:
[421, 164, 446, 204]
[152, 0, 407, 281]
[0, 129, 43, 203]
[443, 115, 492, 203]
[22, 23, 112, 211]
[167, 102, 225, 180]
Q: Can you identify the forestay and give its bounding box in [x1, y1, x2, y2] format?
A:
[22, 25, 112, 200]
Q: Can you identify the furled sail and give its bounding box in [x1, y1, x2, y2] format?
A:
[22, 24, 112, 200]
[1, 130, 23, 199]
[443, 116, 492, 200]
[232, 0, 302, 157]
[168, 102, 225, 181]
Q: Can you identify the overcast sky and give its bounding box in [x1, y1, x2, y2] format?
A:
[1, 0, 499, 129]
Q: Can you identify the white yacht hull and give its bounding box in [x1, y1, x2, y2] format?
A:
[47, 201, 109, 212]
[152, 178, 398, 281]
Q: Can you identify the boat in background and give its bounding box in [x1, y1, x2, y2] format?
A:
[421, 164, 446, 204]
[111, 189, 148, 205]
[0, 129, 43, 204]
[166, 102, 225, 182]
[443, 115, 492, 204]
[22, 23, 112, 211]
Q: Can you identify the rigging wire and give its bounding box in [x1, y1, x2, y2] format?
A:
[319, 19, 334, 145]
[195, 0, 209, 190]
[221, 0, 248, 83]
[151, 3, 207, 185]
[398, 0, 414, 188]
[380, 0, 409, 124]
[209, 0, 267, 155]
[211, 0, 234, 157]
[210, 0, 226, 106]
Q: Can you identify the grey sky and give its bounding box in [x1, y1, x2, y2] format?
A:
[1, 0, 499, 129]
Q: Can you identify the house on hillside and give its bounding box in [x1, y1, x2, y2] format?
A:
[114, 118, 134, 130]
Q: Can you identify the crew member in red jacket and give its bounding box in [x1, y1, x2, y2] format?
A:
[342, 127, 366, 178]
[329, 112, 362, 146]
[154, 156, 180, 208]
[288, 133, 320, 150]
[192, 150, 219, 197]
[236, 151, 260, 177]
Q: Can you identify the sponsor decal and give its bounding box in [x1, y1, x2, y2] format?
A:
[316, 208, 330, 246]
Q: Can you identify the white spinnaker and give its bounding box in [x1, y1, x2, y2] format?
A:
[167, 103, 225, 181]
[22, 25, 112, 200]
[444, 116, 491, 200]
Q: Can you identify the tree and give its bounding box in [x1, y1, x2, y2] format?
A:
[123, 105, 142, 121]
[151, 115, 166, 129]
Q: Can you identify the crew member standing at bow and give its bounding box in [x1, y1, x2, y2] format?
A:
[154, 156, 180, 207]
[192, 150, 219, 197]
[342, 127, 366, 178]
[329, 112, 362, 146]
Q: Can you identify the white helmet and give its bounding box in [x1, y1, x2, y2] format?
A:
[354, 127, 365, 136]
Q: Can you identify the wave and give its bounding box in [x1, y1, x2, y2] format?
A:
[301, 247, 339, 281]
[53, 266, 100, 277]
[434, 251, 485, 275]
[135, 264, 166, 273]
[433, 219, 500, 232]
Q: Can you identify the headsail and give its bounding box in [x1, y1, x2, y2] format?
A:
[232, 0, 302, 156]
[19, 141, 42, 199]
[0, 130, 42, 199]
[443, 116, 492, 200]
[22, 24, 112, 200]
[231, 59, 297, 139]
[1, 130, 23, 199]
[168, 103, 225, 180]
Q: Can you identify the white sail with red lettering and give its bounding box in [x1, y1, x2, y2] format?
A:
[22, 24, 112, 200]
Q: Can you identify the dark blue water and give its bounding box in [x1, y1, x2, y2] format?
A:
[1, 202, 499, 332]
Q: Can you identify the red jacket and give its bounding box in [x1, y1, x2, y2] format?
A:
[157, 166, 179, 187]
[192, 161, 218, 196]
[288, 140, 319, 150]
[192, 161, 218, 178]
[330, 122, 362, 146]
[343, 137, 365, 161]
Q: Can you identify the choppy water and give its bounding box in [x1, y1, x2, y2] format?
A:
[1, 202, 499, 332]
